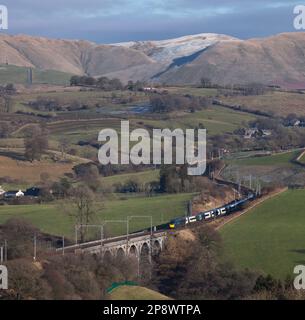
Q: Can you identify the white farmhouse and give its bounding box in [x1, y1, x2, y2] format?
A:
[16, 190, 24, 197]
[0, 186, 5, 196]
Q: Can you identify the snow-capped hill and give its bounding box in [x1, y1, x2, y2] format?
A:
[112, 33, 238, 64]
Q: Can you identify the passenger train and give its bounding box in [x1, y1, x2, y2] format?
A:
[150, 193, 256, 231]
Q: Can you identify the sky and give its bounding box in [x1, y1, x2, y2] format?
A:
[0, 0, 303, 43]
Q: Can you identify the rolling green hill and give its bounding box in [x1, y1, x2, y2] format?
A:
[226, 150, 300, 167]
[0, 64, 73, 85]
[221, 189, 305, 279]
[102, 170, 159, 188]
[0, 193, 193, 239]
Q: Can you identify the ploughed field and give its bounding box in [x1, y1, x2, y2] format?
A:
[0, 155, 74, 184]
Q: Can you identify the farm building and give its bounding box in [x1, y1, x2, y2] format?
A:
[0, 186, 5, 196]
[24, 187, 41, 197]
[4, 190, 24, 198]
[243, 128, 272, 139]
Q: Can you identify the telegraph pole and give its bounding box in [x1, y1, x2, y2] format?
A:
[237, 171, 241, 196]
[62, 236, 65, 256]
[186, 202, 191, 218]
[75, 225, 78, 245]
[33, 234, 37, 261]
[258, 182, 261, 195]
[4, 239, 7, 262]
[127, 216, 153, 238]
[0, 246, 3, 264]
[127, 216, 153, 268]
[100, 226, 104, 247]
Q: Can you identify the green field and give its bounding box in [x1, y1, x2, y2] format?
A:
[47, 119, 123, 143]
[12, 88, 146, 114]
[0, 64, 73, 85]
[108, 286, 171, 300]
[142, 106, 257, 136]
[18, 104, 255, 140]
[226, 150, 300, 167]
[0, 193, 192, 239]
[222, 90, 305, 117]
[102, 170, 159, 188]
[6, 103, 257, 160]
[166, 86, 218, 97]
[221, 189, 305, 279]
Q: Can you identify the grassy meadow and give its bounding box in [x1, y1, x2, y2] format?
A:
[0, 193, 193, 239]
[0, 64, 72, 86]
[221, 189, 305, 279]
[226, 150, 300, 167]
[102, 169, 159, 188]
[222, 90, 305, 117]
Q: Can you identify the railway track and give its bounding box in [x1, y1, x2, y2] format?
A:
[58, 230, 165, 253]
[215, 187, 288, 231]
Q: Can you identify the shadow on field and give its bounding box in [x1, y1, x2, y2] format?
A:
[0, 150, 26, 161]
[289, 249, 305, 264]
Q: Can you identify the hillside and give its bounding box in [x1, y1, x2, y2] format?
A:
[1, 32, 305, 87]
[113, 33, 237, 64]
[0, 34, 157, 78]
[0, 193, 193, 238]
[108, 286, 171, 300]
[0, 64, 72, 85]
[221, 189, 305, 279]
[155, 33, 305, 88]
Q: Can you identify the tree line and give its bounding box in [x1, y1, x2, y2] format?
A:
[70, 75, 146, 92]
[150, 93, 209, 113]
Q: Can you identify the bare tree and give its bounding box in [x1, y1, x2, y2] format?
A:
[0, 122, 9, 138]
[4, 96, 13, 113]
[68, 186, 97, 243]
[200, 77, 212, 88]
[59, 137, 69, 160]
[24, 125, 49, 161]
